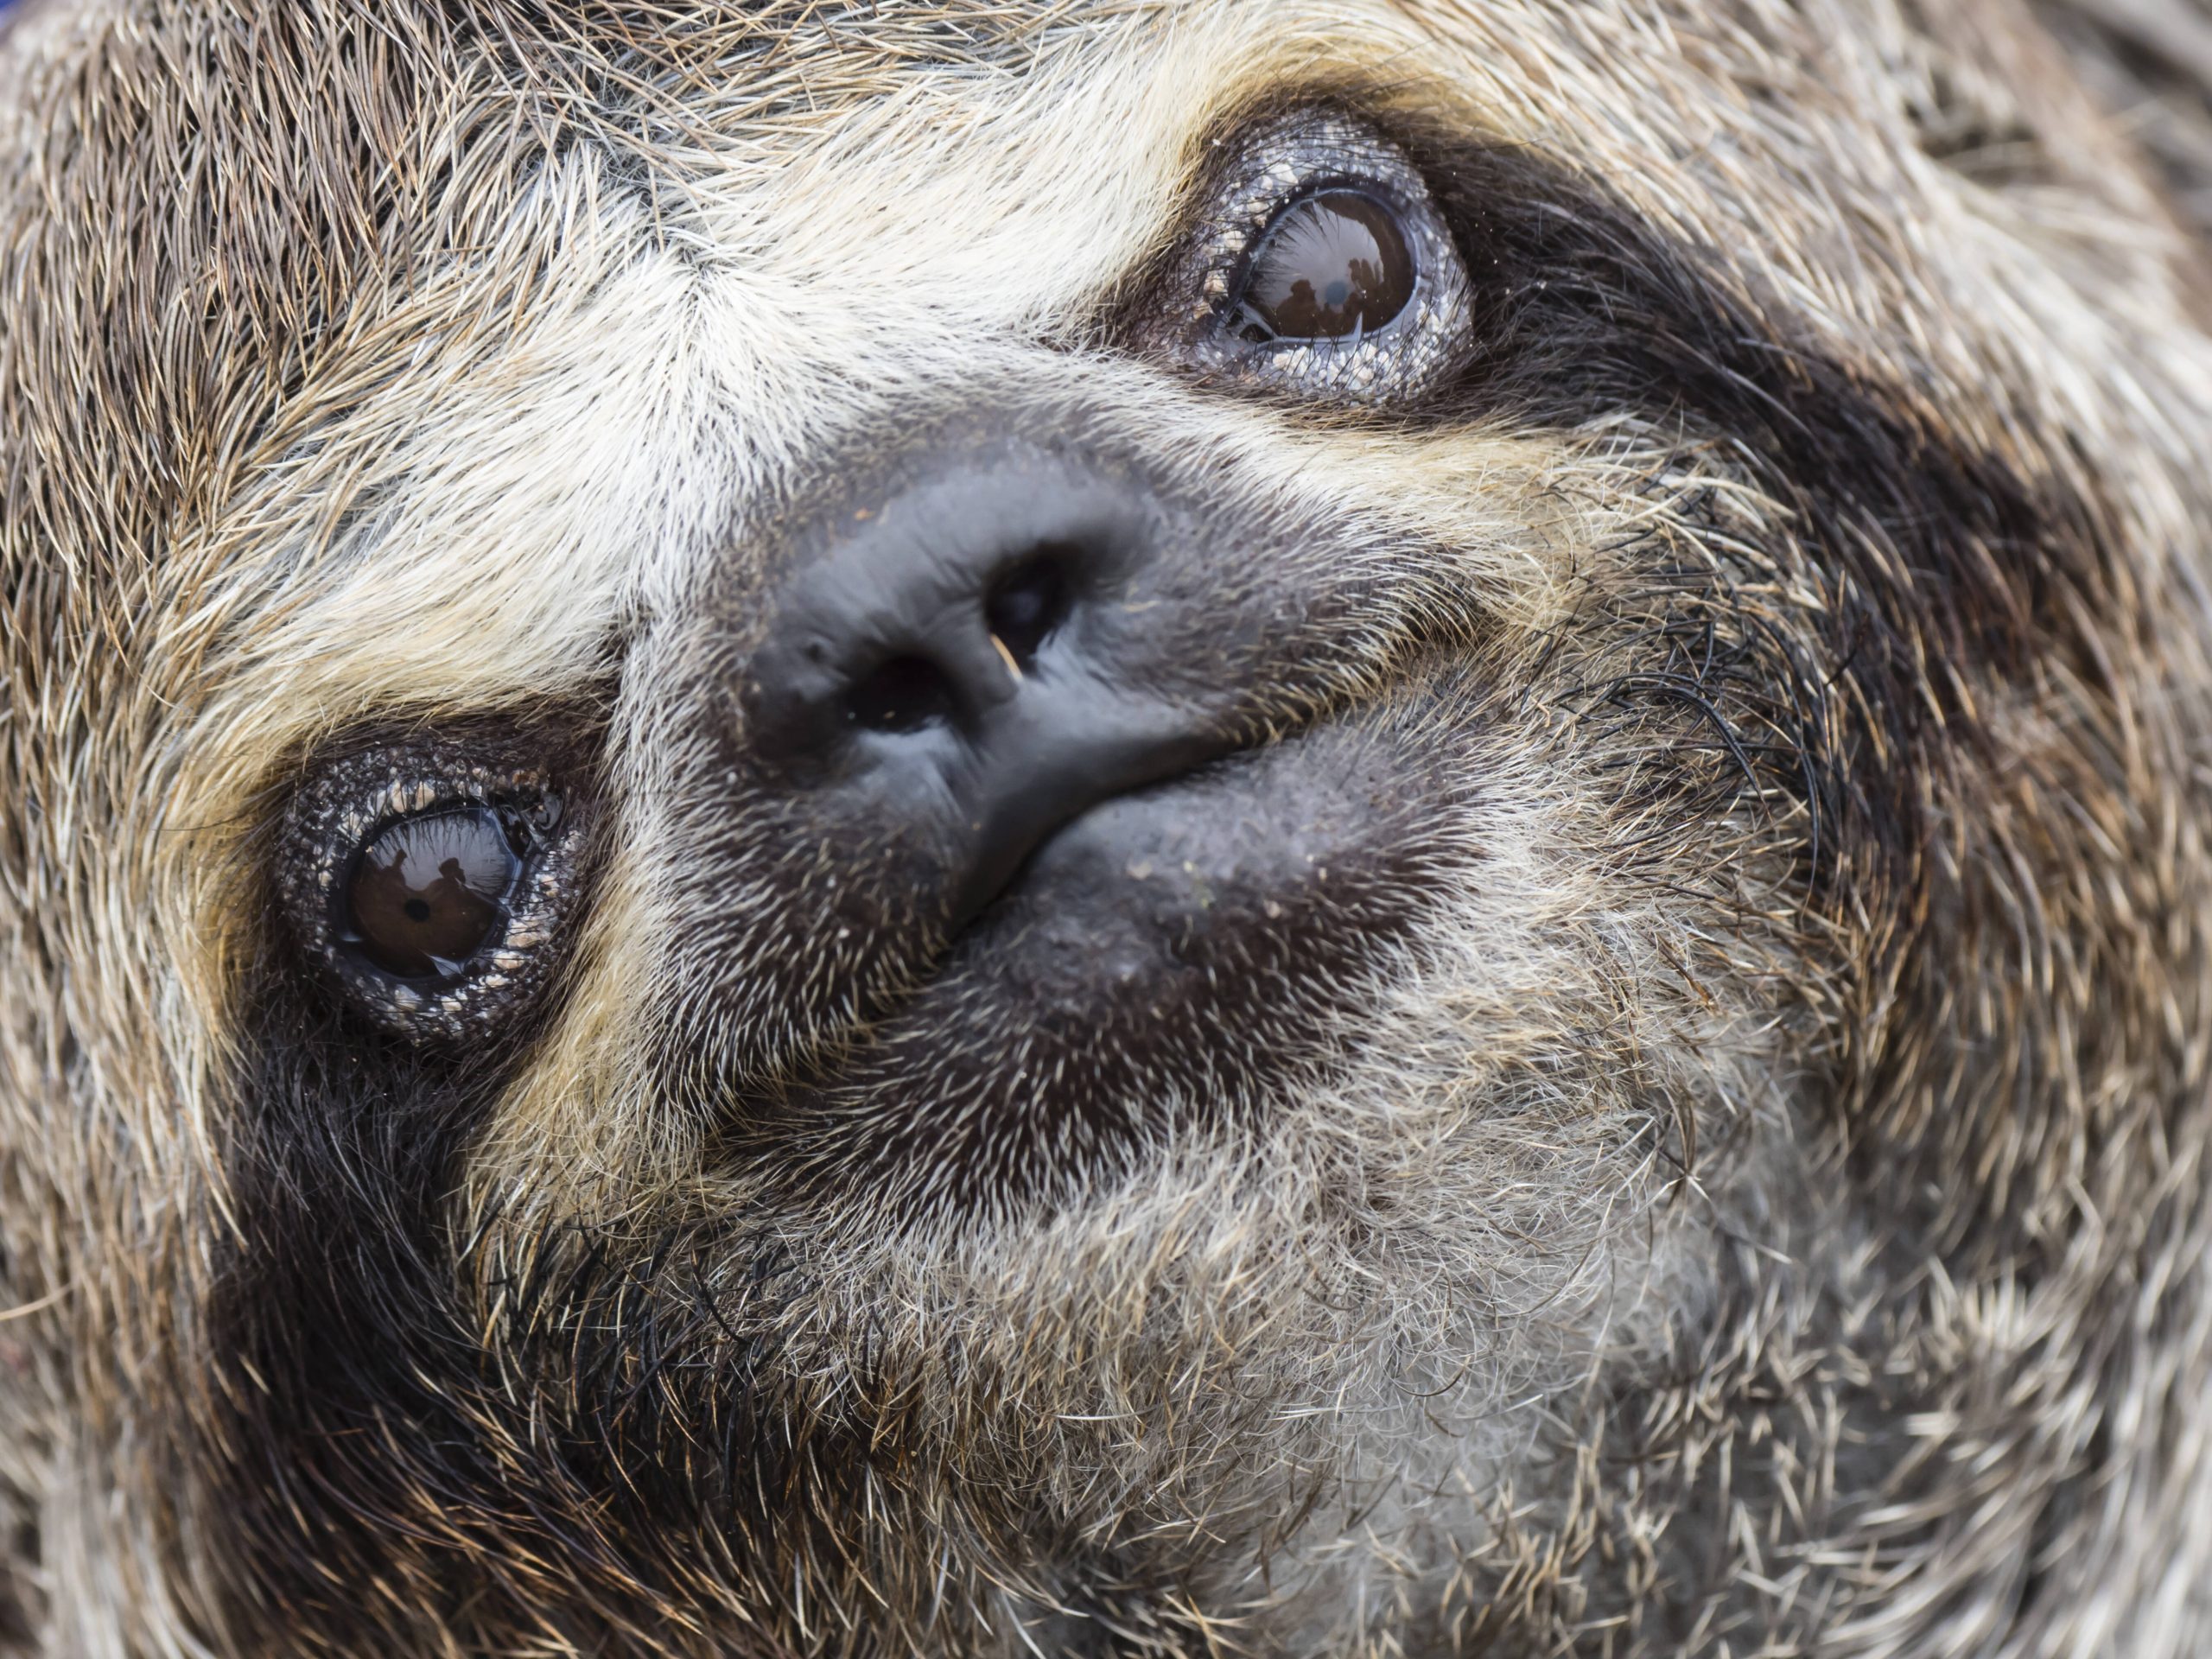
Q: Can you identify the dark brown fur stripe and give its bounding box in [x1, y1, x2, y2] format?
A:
[1401, 135, 2145, 1245]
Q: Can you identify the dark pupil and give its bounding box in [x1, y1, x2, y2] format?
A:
[345, 807, 518, 980]
[1238, 191, 1415, 343]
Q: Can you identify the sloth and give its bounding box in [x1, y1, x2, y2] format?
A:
[3, 0, 2212, 1654]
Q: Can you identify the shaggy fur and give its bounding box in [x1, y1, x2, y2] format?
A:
[3, 1, 2212, 1654]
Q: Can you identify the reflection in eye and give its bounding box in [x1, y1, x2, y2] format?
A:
[345, 808, 518, 979]
[1236, 191, 1416, 343]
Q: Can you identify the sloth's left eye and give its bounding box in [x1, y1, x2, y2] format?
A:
[1234, 191, 1416, 344]
[276, 739, 592, 1045]
[1147, 111, 1473, 403]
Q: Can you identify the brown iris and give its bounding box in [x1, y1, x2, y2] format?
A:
[345, 808, 518, 979]
[1238, 191, 1416, 342]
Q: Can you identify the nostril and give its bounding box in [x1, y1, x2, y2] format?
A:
[848, 654, 962, 734]
[985, 552, 1072, 671]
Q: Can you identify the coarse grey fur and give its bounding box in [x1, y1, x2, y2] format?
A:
[3, 1, 2212, 1655]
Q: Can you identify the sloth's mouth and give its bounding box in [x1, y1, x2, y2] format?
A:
[956, 725, 1376, 965]
[942, 721, 1249, 944]
[734, 697, 1467, 1211]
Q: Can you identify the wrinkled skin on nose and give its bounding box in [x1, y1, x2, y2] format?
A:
[741, 450, 1239, 932]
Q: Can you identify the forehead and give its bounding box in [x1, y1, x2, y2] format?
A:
[0, 0, 2145, 690]
[0, 0, 1899, 335]
[0, 0, 1954, 394]
[0, 0, 1847, 486]
[0, 0, 1474, 451]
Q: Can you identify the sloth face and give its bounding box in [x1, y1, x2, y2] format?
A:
[3, 3, 2210, 1657]
[271, 107, 1503, 1210]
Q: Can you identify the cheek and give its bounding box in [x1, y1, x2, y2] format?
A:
[459, 709, 700, 1209]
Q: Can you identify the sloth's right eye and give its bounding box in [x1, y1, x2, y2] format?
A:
[345, 809, 523, 980]
[276, 739, 592, 1045]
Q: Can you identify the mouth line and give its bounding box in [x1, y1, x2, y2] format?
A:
[704, 677, 1476, 1216]
[937, 646, 1440, 954]
[938, 718, 1248, 940]
[899, 656, 1454, 1026]
[942, 728, 1251, 939]
[924, 688, 1454, 1007]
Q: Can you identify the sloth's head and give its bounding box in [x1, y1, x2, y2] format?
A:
[3, 3, 2212, 1656]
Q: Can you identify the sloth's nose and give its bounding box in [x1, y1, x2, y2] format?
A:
[741, 452, 1230, 931]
